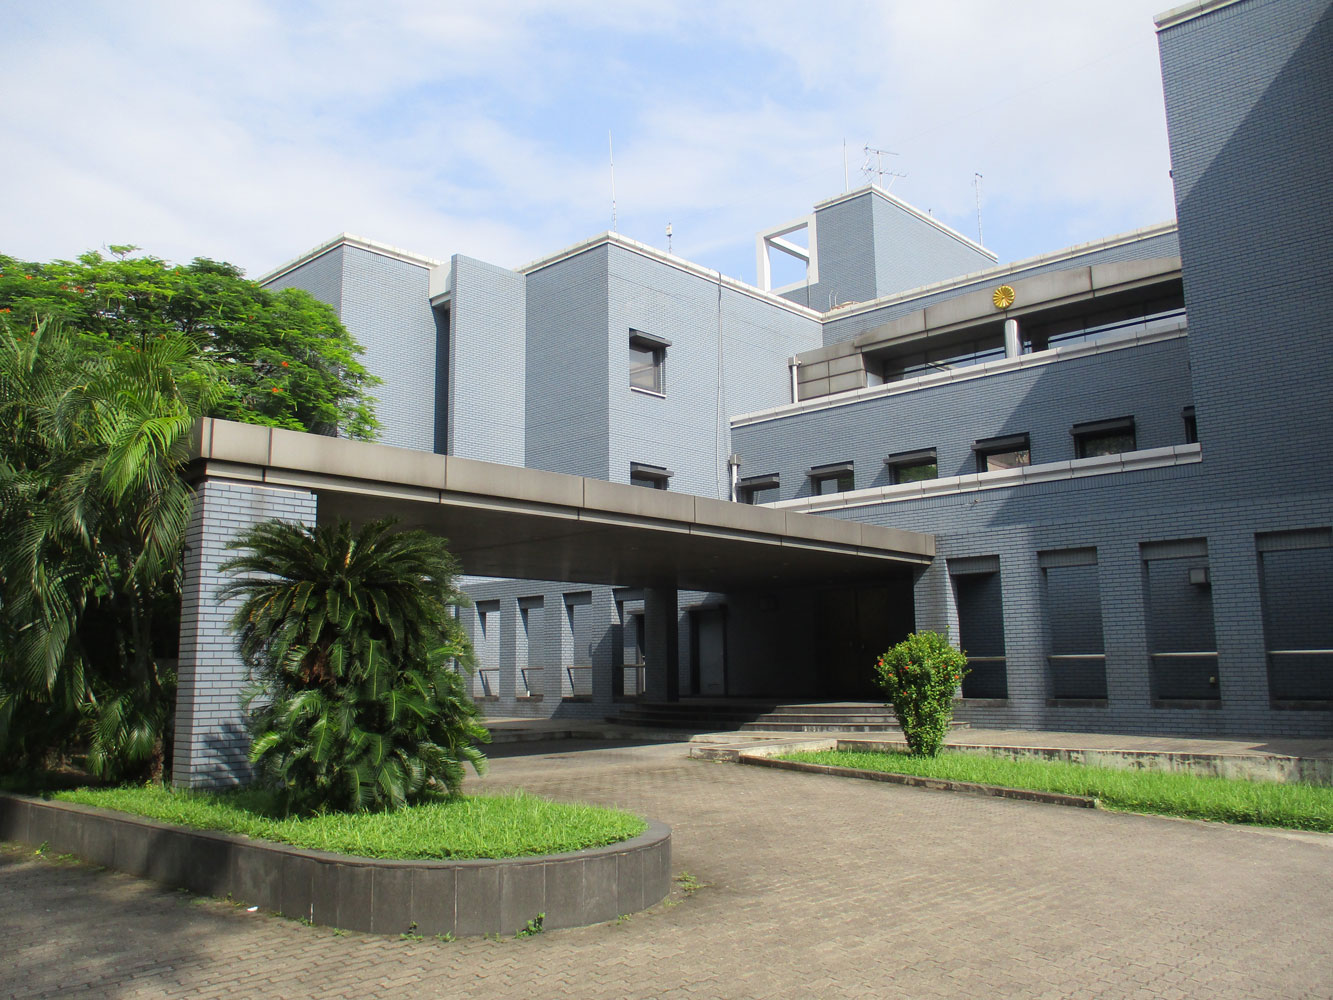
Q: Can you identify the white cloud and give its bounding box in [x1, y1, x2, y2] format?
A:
[2, 1, 1178, 282]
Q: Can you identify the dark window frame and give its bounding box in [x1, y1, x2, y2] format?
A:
[807, 461, 854, 495]
[1072, 416, 1136, 459]
[629, 330, 671, 395]
[738, 472, 780, 505]
[885, 447, 938, 485]
[973, 433, 1031, 474]
[629, 461, 673, 490]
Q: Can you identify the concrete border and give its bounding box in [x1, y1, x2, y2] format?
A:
[739, 754, 1098, 809]
[0, 793, 670, 936]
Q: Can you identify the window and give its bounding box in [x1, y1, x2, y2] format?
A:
[973, 433, 1030, 473]
[885, 448, 937, 485]
[949, 556, 1007, 699]
[1073, 416, 1136, 459]
[1142, 539, 1218, 703]
[1257, 528, 1333, 702]
[1183, 405, 1197, 444]
[629, 330, 669, 394]
[738, 472, 779, 504]
[1039, 548, 1107, 701]
[629, 462, 672, 490]
[808, 461, 854, 495]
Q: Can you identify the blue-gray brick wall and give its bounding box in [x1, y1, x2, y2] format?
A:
[1160, 0, 1333, 495]
[606, 245, 821, 496]
[174, 480, 318, 788]
[780, 190, 996, 311]
[525, 246, 611, 479]
[734, 336, 1194, 499]
[264, 244, 439, 452]
[448, 255, 526, 465]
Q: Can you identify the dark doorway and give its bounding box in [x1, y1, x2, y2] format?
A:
[817, 582, 914, 699]
[690, 606, 728, 696]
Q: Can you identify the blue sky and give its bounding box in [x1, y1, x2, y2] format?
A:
[5, 1, 1178, 287]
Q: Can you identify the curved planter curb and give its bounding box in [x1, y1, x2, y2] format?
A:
[740, 754, 1098, 809]
[0, 792, 670, 936]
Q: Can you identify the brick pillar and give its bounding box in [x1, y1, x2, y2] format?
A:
[173, 480, 318, 788]
[643, 587, 679, 703]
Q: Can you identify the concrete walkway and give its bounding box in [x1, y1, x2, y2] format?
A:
[3, 736, 1331, 999]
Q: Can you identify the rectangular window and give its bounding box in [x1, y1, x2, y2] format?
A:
[1183, 405, 1197, 444]
[1073, 416, 1136, 459]
[738, 473, 779, 504]
[1039, 548, 1107, 701]
[517, 596, 543, 700]
[1142, 539, 1219, 703]
[808, 461, 854, 495]
[473, 600, 501, 700]
[629, 330, 669, 395]
[886, 448, 938, 485]
[973, 433, 1030, 474]
[949, 556, 1007, 699]
[629, 462, 672, 490]
[1257, 529, 1333, 703]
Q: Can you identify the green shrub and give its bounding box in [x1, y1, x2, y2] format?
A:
[873, 631, 968, 756]
[219, 517, 489, 814]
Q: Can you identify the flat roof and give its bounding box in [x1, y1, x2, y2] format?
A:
[188, 419, 934, 591]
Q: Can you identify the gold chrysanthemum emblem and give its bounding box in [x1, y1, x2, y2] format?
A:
[992, 285, 1016, 309]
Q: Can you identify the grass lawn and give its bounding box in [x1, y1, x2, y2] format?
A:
[776, 749, 1333, 832]
[49, 785, 647, 860]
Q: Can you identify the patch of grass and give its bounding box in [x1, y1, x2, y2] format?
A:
[50, 785, 647, 860]
[776, 749, 1333, 832]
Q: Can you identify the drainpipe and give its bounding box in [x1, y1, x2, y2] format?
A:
[727, 453, 741, 503]
[1004, 318, 1021, 359]
[788, 360, 799, 403]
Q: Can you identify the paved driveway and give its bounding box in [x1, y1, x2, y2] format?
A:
[3, 739, 1330, 999]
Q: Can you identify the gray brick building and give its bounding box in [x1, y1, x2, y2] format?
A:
[174, 0, 1327, 783]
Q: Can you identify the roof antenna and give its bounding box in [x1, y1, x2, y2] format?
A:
[609, 131, 618, 233]
[862, 145, 906, 190]
[974, 172, 984, 244]
[666, 222, 673, 255]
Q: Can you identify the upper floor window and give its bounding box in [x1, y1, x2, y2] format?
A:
[1073, 416, 1136, 459]
[808, 461, 854, 495]
[630, 462, 672, 490]
[973, 433, 1030, 473]
[1182, 405, 1198, 444]
[629, 330, 670, 395]
[738, 473, 780, 504]
[885, 447, 938, 485]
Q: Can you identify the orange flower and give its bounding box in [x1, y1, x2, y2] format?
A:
[0, 307, 10, 313]
[281, 360, 289, 367]
[271, 387, 282, 393]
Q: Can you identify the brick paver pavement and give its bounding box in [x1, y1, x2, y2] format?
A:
[3, 739, 1331, 999]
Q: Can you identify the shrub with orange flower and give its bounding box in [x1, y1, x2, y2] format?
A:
[873, 631, 969, 757]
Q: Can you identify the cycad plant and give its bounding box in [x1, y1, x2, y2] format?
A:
[219, 517, 489, 813]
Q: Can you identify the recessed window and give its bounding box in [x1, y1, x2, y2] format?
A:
[629, 330, 670, 395]
[1073, 416, 1136, 459]
[1183, 405, 1197, 444]
[973, 434, 1030, 474]
[808, 461, 854, 495]
[885, 448, 938, 485]
[738, 473, 780, 505]
[630, 462, 672, 490]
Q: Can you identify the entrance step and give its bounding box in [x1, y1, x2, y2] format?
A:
[607, 700, 969, 734]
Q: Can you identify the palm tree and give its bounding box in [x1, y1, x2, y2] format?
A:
[218, 517, 488, 813]
[0, 317, 219, 778]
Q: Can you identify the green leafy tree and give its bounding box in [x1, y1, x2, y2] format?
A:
[0, 248, 379, 440]
[219, 518, 489, 814]
[873, 631, 969, 757]
[0, 316, 220, 778]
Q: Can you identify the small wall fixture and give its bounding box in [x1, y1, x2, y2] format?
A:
[1188, 567, 1210, 586]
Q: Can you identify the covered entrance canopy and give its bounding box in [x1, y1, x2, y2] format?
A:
[176, 420, 934, 787]
[188, 419, 935, 590]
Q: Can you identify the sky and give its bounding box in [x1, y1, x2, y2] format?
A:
[4, 1, 1179, 287]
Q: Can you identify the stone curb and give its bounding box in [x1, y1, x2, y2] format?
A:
[738, 754, 1098, 809]
[0, 791, 670, 937]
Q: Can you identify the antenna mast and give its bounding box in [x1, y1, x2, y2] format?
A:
[862, 145, 906, 190]
[609, 131, 617, 233]
[973, 172, 984, 245]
